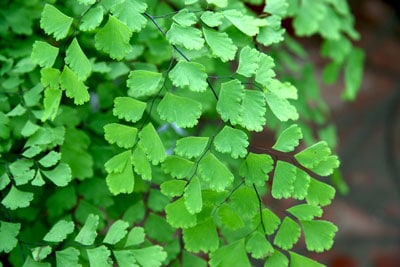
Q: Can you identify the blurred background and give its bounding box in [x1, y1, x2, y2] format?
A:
[308, 0, 400, 266]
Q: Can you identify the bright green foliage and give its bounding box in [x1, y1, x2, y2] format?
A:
[246, 231, 274, 259]
[214, 126, 248, 158]
[166, 23, 204, 50]
[301, 220, 338, 252]
[0, 222, 20, 253]
[1, 0, 363, 266]
[183, 218, 219, 253]
[95, 15, 132, 60]
[103, 220, 129, 245]
[240, 153, 273, 186]
[169, 61, 208, 92]
[43, 220, 74, 243]
[31, 41, 59, 68]
[113, 97, 147, 123]
[209, 239, 251, 267]
[59, 66, 89, 105]
[198, 153, 234, 191]
[40, 4, 73, 40]
[127, 70, 163, 98]
[1, 186, 34, 210]
[287, 204, 323, 221]
[175, 137, 209, 159]
[104, 123, 138, 149]
[237, 46, 260, 77]
[65, 38, 92, 81]
[273, 124, 303, 152]
[203, 28, 237, 62]
[289, 252, 325, 267]
[157, 92, 202, 128]
[274, 217, 301, 250]
[74, 214, 99, 246]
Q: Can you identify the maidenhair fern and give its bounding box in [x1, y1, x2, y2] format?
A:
[0, 0, 364, 266]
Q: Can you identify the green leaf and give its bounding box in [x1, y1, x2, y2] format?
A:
[111, 0, 147, 32]
[318, 7, 341, 40]
[214, 126, 248, 159]
[175, 136, 209, 159]
[131, 146, 152, 180]
[264, 0, 289, 17]
[59, 66, 89, 105]
[9, 159, 35, 185]
[265, 80, 299, 121]
[198, 153, 234, 192]
[42, 87, 62, 121]
[301, 220, 338, 252]
[306, 178, 336, 206]
[223, 10, 266, 36]
[246, 231, 274, 259]
[272, 161, 296, 199]
[106, 151, 135, 195]
[264, 250, 288, 267]
[125, 227, 145, 247]
[289, 251, 325, 267]
[210, 239, 251, 267]
[80, 6, 104, 31]
[217, 204, 244, 230]
[240, 90, 267, 131]
[42, 163, 72, 187]
[78, 0, 96, 5]
[295, 141, 331, 168]
[240, 153, 273, 186]
[21, 120, 40, 137]
[201, 11, 223, 27]
[132, 246, 167, 267]
[104, 220, 129, 245]
[216, 79, 245, 125]
[166, 23, 204, 50]
[184, 176, 202, 214]
[0, 221, 20, 253]
[183, 218, 219, 253]
[95, 15, 132, 60]
[237, 46, 259, 77]
[31, 41, 59, 68]
[65, 38, 92, 81]
[169, 61, 208, 92]
[160, 180, 187, 197]
[165, 197, 197, 228]
[255, 53, 275, 85]
[113, 250, 137, 267]
[287, 204, 323, 221]
[260, 208, 281, 235]
[203, 27, 237, 62]
[343, 48, 364, 100]
[293, 0, 326, 36]
[173, 9, 198, 26]
[273, 217, 301, 250]
[39, 151, 61, 168]
[43, 220, 74, 242]
[23, 256, 51, 267]
[104, 123, 138, 149]
[32, 246, 52, 261]
[207, 0, 228, 8]
[230, 186, 259, 219]
[257, 16, 285, 46]
[138, 123, 166, 164]
[1, 186, 34, 210]
[157, 92, 202, 128]
[113, 97, 147, 123]
[273, 124, 303, 152]
[87, 246, 112, 267]
[292, 169, 311, 200]
[40, 4, 73, 40]
[127, 70, 163, 98]
[75, 214, 99, 245]
[56, 247, 81, 267]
